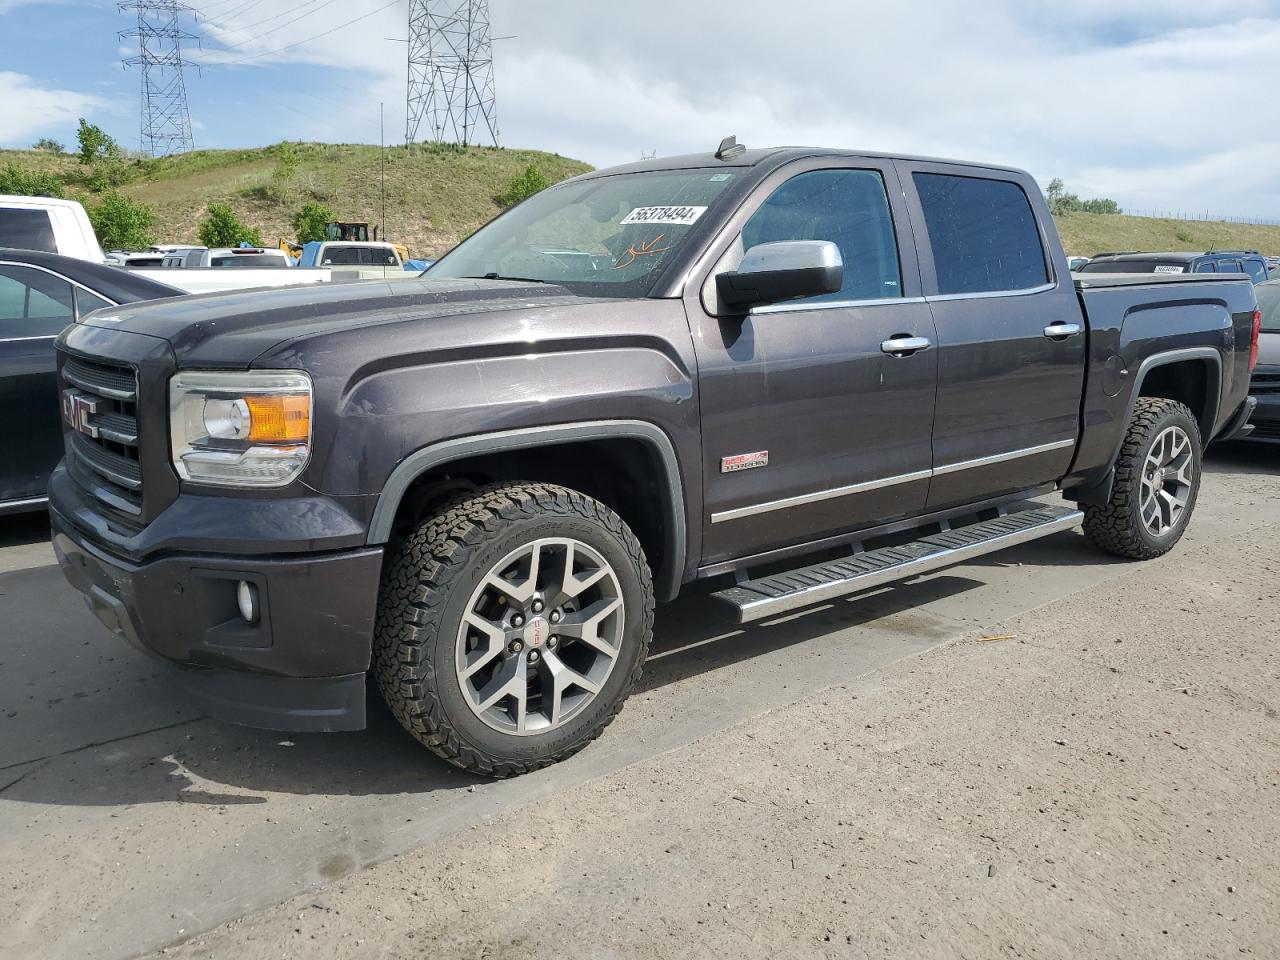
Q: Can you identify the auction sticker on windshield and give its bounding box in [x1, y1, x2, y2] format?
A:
[620, 205, 707, 226]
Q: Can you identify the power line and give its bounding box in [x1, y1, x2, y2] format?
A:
[208, 0, 401, 66]
[196, 0, 345, 52]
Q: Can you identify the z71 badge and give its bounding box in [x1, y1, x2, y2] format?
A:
[721, 450, 769, 473]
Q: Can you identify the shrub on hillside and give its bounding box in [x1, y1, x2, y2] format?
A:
[198, 203, 262, 247]
[292, 201, 334, 243]
[87, 191, 156, 250]
[0, 162, 66, 198]
[32, 137, 65, 154]
[274, 141, 301, 184]
[495, 164, 549, 208]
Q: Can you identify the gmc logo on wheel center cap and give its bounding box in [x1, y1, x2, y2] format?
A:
[61, 390, 101, 439]
[525, 617, 546, 648]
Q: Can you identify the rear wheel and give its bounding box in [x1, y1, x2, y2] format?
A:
[373, 482, 653, 777]
[1083, 397, 1202, 560]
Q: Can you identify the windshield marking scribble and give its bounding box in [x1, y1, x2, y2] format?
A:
[613, 234, 670, 270]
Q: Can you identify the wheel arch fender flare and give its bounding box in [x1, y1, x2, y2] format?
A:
[1121, 346, 1221, 452]
[366, 420, 688, 601]
[1071, 347, 1221, 508]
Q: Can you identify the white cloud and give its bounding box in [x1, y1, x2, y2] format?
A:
[0, 71, 107, 144]
[187, 0, 1280, 217]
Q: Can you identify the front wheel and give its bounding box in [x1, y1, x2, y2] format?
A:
[1083, 397, 1202, 560]
[373, 482, 654, 777]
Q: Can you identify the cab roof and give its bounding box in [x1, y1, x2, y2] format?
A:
[578, 146, 1030, 179]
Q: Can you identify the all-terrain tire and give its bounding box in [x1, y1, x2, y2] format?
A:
[372, 481, 654, 777]
[1082, 397, 1202, 560]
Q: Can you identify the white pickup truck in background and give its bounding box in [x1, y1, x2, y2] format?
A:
[0, 195, 103, 262]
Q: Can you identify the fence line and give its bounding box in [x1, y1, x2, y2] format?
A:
[1119, 209, 1280, 227]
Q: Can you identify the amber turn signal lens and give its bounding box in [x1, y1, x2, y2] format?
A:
[244, 394, 310, 443]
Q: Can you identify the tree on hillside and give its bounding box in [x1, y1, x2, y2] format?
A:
[76, 119, 120, 165]
[87, 191, 156, 250]
[495, 164, 549, 208]
[292, 201, 333, 243]
[32, 137, 65, 154]
[199, 203, 262, 247]
[0, 162, 66, 198]
[1045, 177, 1121, 216]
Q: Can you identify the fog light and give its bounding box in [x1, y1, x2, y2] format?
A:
[236, 580, 259, 624]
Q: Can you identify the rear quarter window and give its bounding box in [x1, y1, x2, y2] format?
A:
[0, 208, 57, 254]
[913, 173, 1049, 294]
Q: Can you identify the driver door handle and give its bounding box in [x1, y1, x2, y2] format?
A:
[881, 335, 932, 357]
[1044, 322, 1083, 340]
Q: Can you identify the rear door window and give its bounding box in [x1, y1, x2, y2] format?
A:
[0, 208, 57, 253]
[741, 168, 902, 302]
[913, 173, 1049, 294]
[1243, 258, 1267, 283]
[0, 265, 75, 337]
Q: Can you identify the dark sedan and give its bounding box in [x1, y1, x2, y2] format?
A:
[1, 249, 182, 513]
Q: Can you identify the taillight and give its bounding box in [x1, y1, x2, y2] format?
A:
[1249, 309, 1262, 372]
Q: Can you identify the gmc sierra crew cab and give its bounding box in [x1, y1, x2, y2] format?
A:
[49, 143, 1261, 777]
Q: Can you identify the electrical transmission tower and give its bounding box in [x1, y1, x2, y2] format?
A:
[119, 0, 197, 156]
[405, 0, 499, 148]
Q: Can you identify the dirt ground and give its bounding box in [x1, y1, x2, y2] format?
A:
[153, 487, 1280, 959]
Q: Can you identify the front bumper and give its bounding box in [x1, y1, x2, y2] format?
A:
[50, 500, 384, 733]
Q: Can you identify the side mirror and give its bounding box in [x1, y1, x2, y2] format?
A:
[716, 240, 843, 310]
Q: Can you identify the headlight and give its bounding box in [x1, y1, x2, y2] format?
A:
[169, 370, 313, 487]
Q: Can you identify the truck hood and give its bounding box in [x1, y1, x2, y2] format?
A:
[79, 277, 588, 366]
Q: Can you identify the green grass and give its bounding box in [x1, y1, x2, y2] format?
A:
[1056, 211, 1280, 258]
[4, 143, 1279, 259]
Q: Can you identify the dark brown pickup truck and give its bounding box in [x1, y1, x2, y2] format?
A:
[49, 143, 1260, 776]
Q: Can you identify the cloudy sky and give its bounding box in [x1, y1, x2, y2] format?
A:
[3, 0, 1279, 218]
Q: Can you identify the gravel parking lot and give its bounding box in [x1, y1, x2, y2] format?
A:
[2, 444, 1277, 960]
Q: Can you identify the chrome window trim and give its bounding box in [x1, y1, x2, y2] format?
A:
[0, 495, 49, 509]
[711, 438, 1076, 524]
[925, 281, 1057, 303]
[932, 438, 1076, 476]
[751, 296, 926, 316]
[0, 334, 58, 343]
[0, 259, 122, 305]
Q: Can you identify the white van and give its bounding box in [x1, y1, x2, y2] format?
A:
[0, 195, 103, 262]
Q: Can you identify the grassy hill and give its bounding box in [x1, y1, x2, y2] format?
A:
[0, 142, 591, 258]
[1055, 211, 1280, 259]
[3, 142, 1279, 260]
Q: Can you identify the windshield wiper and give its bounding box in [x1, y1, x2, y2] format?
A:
[463, 272, 548, 283]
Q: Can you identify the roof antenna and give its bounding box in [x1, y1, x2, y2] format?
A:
[715, 135, 746, 161]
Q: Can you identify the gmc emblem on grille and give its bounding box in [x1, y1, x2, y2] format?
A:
[61, 390, 101, 439]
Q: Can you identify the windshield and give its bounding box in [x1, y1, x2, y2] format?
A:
[427, 168, 739, 297]
[1257, 281, 1280, 333]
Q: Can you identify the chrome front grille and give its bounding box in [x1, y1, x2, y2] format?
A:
[60, 354, 144, 516]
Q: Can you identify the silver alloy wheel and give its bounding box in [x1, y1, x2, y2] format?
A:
[455, 537, 624, 736]
[1140, 425, 1195, 537]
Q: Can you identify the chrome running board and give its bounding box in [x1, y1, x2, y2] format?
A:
[709, 503, 1084, 624]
